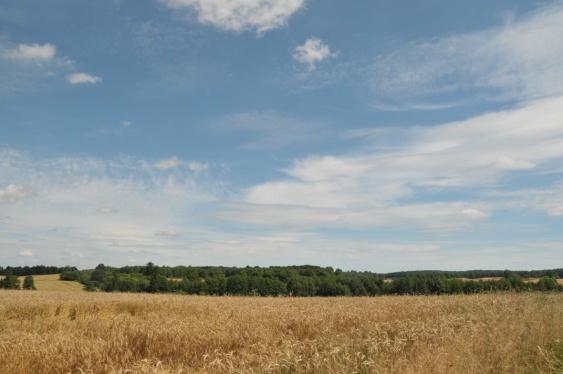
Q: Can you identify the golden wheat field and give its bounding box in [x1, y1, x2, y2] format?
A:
[0, 291, 561, 374]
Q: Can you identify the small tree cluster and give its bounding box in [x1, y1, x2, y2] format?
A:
[0, 274, 21, 289]
[0, 274, 37, 290]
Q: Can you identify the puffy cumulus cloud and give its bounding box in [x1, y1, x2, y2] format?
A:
[293, 37, 335, 71]
[4, 43, 56, 62]
[0, 184, 31, 204]
[371, 3, 563, 106]
[161, 0, 305, 34]
[0, 39, 97, 94]
[224, 96, 563, 231]
[66, 72, 102, 85]
[0, 39, 70, 95]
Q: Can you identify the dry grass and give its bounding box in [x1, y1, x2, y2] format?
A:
[0, 292, 561, 373]
[455, 277, 563, 285]
[21, 274, 84, 292]
[0, 274, 84, 292]
[525, 278, 563, 285]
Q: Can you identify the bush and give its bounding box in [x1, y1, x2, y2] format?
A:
[22, 275, 36, 290]
[536, 277, 560, 291]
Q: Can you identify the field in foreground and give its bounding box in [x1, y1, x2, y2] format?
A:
[0, 292, 561, 373]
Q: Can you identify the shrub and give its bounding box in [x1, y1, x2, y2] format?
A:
[22, 275, 36, 290]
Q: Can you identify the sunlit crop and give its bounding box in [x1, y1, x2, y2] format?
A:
[0, 291, 561, 373]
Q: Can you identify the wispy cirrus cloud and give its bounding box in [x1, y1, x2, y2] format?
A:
[154, 156, 208, 172]
[370, 3, 563, 107]
[1, 148, 455, 270]
[492, 183, 563, 218]
[224, 95, 563, 231]
[0, 149, 218, 266]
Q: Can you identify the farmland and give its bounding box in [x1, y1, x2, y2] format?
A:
[21, 274, 84, 292]
[0, 291, 561, 373]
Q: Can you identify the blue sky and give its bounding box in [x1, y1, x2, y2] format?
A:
[1, 0, 563, 271]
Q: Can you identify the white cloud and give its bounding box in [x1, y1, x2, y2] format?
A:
[0, 184, 31, 203]
[154, 156, 209, 173]
[0, 149, 218, 267]
[18, 250, 34, 257]
[187, 161, 208, 173]
[496, 184, 563, 217]
[225, 96, 563, 231]
[66, 72, 102, 85]
[223, 202, 489, 232]
[0, 40, 102, 93]
[371, 3, 563, 105]
[0, 39, 73, 95]
[5, 43, 56, 62]
[161, 0, 305, 34]
[293, 37, 335, 71]
[154, 156, 180, 170]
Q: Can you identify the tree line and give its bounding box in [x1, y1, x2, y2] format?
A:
[384, 268, 563, 279]
[0, 274, 36, 290]
[0, 265, 77, 276]
[58, 263, 562, 296]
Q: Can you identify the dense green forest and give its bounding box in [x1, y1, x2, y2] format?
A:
[59, 264, 562, 295]
[2, 264, 561, 295]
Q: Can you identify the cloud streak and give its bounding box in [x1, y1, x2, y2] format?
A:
[370, 3, 563, 106]
[226, 96, 563, 231]
[67, 72, 102, 85]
